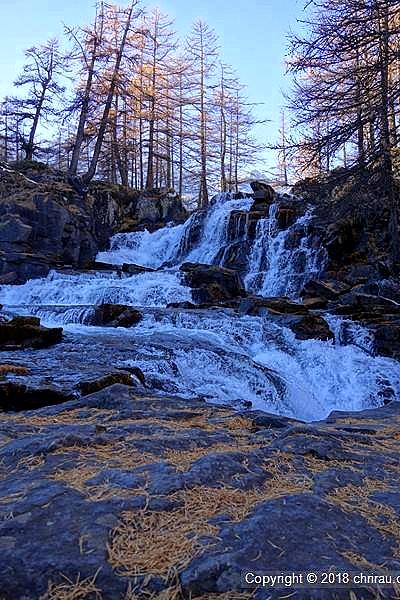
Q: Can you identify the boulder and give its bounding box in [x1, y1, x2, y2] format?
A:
[192, 283, 239, 304]
[371, 322, 400, 360]
[135, 191, 187, 226]
[250, 182, 276, 213]
[159, 192, 188, 223]
[302, 278, 351, 301]
[180, 263, 245, 301]
[0, 382, 72, 411]
[0, 316, 63, 350]
[77, 372, 134, 396]
[291, 315, 334, 341]
[250, 181, 275, 200]
[122, 263, 156, 275]
[135, 195, 161, 224]
[92, 304, 142, 328]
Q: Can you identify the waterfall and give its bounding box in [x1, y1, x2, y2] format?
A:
[1, 189, 399, 422]
[97, 193, 254, 269]
[97, 192, 324, 298]
[245, 205, 326, 298]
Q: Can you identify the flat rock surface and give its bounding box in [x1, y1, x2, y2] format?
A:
[0, 385, 400, 598]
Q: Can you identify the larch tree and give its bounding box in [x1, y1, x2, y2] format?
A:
[12, 39, 65, 161]
[185, 20, 219, 208]
[66, 2, 106, 176]
[140, 9, 177, 190]
[288, 0, 400, 264]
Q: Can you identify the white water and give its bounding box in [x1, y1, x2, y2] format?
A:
[245, 206, 326, 297]
[0, 269, 191, 310]
[1, 191, 399, 421]
[98, 193, 254, 269]
[115, 310, 400, 421]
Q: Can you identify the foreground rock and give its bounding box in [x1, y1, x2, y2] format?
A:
[0, 384, 399, 598]
[0, 381, 73, 411]
[0, 316, 63, 349]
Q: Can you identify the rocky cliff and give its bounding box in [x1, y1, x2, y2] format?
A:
[0, 161, 187, 283]
[292, 167, 398, 286]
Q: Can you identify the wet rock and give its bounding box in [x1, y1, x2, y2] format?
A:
[370, 322, 400, 360]
[339, 292, 400, 313]
[246, 211, 266, 239]
[0, 271, 18, 284]
[225, 210, 249, 243]
[215, 240, 251, 272]
[192, 283, 239, 304]
[77, 372, 133, 396]
[0, 382, 73, 411]
[240, 296, 309, 316]
[167, 301, 198, 309]
[302, 296, 328, 309]
[302, 278, 351, 300]
[276, 205, 297, 229]
[122, 263, 156, 275]
[84, 261, 121, 272]
[92, 304, 142, 328]
[291, 315, 334, 341]
[180, 263, 246, 301]
[116, 365, 146, 386]
[0, 316, 63, 350]
[175, 210, 206, 258]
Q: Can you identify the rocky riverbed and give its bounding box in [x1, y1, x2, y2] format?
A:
[1, 384, 400, 599]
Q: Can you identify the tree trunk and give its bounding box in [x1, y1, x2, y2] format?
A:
[69, 12, 103, 175]
[377, 0, 399, 267]
[82, 2, 136, 184]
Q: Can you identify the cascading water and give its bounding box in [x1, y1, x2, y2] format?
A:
[97, 193, 254, 269]
[245, 205, 327, 297]
[1, 190, 399, 422]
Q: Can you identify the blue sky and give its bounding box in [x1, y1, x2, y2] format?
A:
[0, 0, 305, 172]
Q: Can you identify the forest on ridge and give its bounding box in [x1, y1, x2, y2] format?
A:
[0, 1, 265, 207]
